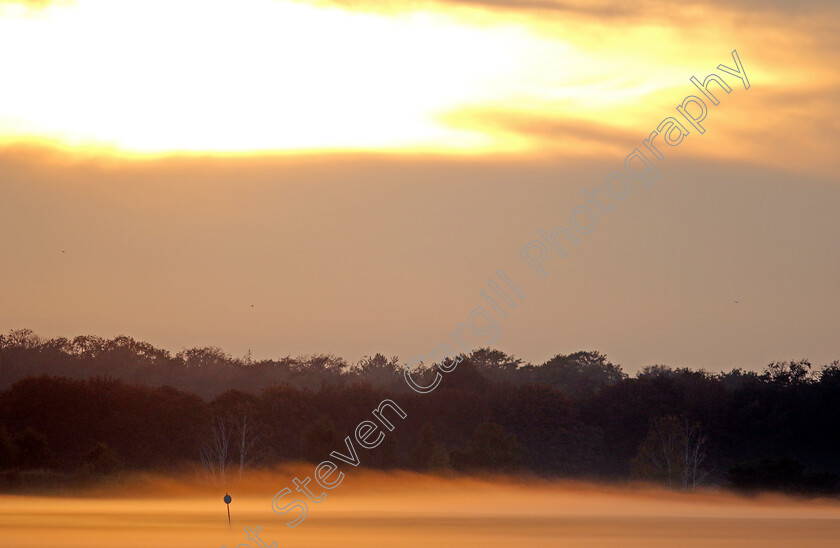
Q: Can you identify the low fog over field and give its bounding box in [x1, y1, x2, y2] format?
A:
[1, 468, 838, 548]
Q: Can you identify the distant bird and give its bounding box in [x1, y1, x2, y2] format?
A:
[250, 304, 254, 308]
[734, 300, 739, 304]
[61, 250, 65, 253]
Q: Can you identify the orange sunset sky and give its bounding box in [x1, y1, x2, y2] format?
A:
[0, 0, 837, 372]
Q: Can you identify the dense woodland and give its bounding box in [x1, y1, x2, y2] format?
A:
[0, 329, 838, 495]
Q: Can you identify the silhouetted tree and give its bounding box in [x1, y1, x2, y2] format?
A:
[0, 427, 16, 469]
[0, 329, 837, 496]
[301, 416, 339, 463]
[412, 422, 437, 470]
[375, 435, 398, 469]
[348, 354, 402, 390]
[199, 417, 231, 484]
[455, 422, 522, 471]
[633, 415, 707, 489]
[237, 412, 258, 480]
[526, 351, 625, 398]
[79, 442, 122, 475]
[14, 428, 55, 469]
[762, 359, 814, 386]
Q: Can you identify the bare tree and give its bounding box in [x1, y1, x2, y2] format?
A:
[237, 412, 258, 481]
[632, 415, 707, 489]
[199, 417, 230, 485]
[679, 419, 707, 489]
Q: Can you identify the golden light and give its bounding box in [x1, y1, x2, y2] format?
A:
[0, 0, 764, 156]
[0, 0, 517, 154]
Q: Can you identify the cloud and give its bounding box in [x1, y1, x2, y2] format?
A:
[302, 0, 839, 20]
[444, 108, 642, 156]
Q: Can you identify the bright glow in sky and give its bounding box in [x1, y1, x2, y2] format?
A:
[0, 0, 527, 153]
[0, 0, 705, 155]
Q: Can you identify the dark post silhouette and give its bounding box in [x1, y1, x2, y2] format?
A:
[224, 493, 232, 527]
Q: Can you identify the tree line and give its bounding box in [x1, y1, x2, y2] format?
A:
[0, 329, 838, 495]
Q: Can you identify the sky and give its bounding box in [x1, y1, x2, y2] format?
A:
[0, 0, 838, 373]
